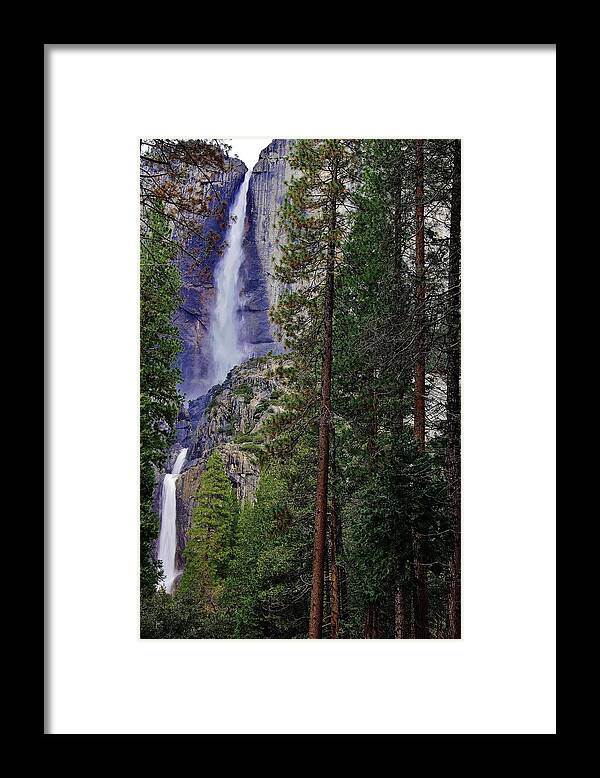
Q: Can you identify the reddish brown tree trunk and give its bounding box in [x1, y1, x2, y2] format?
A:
[328, 431, 342, 639]
[308, 164, 337, 639]
[328, 503, 341, 639]
[447, 139, 461, 639]
[308, 264, 333, 638]
[413, 139, 430, 639]
[330, 429, 347, 637]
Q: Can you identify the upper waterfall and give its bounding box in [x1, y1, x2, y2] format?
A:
[208, 172, 251, 388]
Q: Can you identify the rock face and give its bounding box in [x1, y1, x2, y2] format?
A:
[173, 156, 248, 397]
[171, 355, 288, 568]
[239, 139, 295, 354]
[171, 140, 296, 397]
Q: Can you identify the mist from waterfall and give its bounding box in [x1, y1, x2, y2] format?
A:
[157, 448, 188, 594]
[208, 171, 250, 387]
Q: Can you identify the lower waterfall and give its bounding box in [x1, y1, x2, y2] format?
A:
[157, 448, 188, 594]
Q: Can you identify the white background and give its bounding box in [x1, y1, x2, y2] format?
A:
[228, 137, 272, 170]
[47, 45, 556, 734]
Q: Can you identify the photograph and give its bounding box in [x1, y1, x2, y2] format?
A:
[140, 137, 462, 639]
[47, 44, 555, 734]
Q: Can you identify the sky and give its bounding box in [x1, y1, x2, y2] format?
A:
[225, 137, 272, 171]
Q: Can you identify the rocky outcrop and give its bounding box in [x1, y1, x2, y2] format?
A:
[239, 139, 295, 355]
[171, 355, 288, 566]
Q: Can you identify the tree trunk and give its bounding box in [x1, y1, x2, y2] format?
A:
[406, 582, 415, 638]
[413, 552, 430, 638]
[412, 139, 430, 639]
[414, 140, 426, 448]
[328, 503, 341, 639]
[328, 429, 344, 639]
[394, 585, 405, 638]
[364, 604, 379, 638]
[394, 568, 414, 638]
[334, 431, 348, 625]
[447, 139, 461, 639]
[308, 164, 337, 639]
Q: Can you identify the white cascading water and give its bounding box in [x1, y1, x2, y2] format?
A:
[157, 448, 188, 593]
[156, 169, 251, 594]
[209, 171, 250, 386]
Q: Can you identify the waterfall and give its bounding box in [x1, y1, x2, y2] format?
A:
[209, 171, 251, 386]
[157, 448, 188, 594]
[156, 170, 251, 594]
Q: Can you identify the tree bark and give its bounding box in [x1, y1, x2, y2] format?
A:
[412, 139, 430, 639]
[328, 429, 344, 639]
[395, 574, 416, 638]
[364, 604, 379, 638]
[394, 586, 405, 638]
[328, 503, 341, 639]
[334, 432, 349, 624]
[414, 140, 426, 449]
[413, 552, 430, 638]
[308, 161, 337, 639]
[447, 140, 461, 639]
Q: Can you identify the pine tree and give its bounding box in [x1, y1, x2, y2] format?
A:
[413, 139, 430, 638]
[274, 139, 358, 638]
[225, 466, 306, 638]
[447, 140, 461, 638]
[140, 139, 232, 265]
[332, 140, 408, 637]
[140, 206, 182, 597]
[332, 139, 455, 638]
[177, 452, 238, 609]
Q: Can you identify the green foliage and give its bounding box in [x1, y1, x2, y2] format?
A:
[224, 465, 309, 638]
[177, 452, 239, 609]
[233, 384, 254, 401]
[233, 431, 263, 444]
[238, 441, 266, 459]
[330, 139, 455, 637]
[254, 399, 272, 416]
[140, 588, 232, 639]
[272, 139, 359, 353]
[140, 204, 182, 597]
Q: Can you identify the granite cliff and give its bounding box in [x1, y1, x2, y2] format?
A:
[239, 138, 295, 353]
